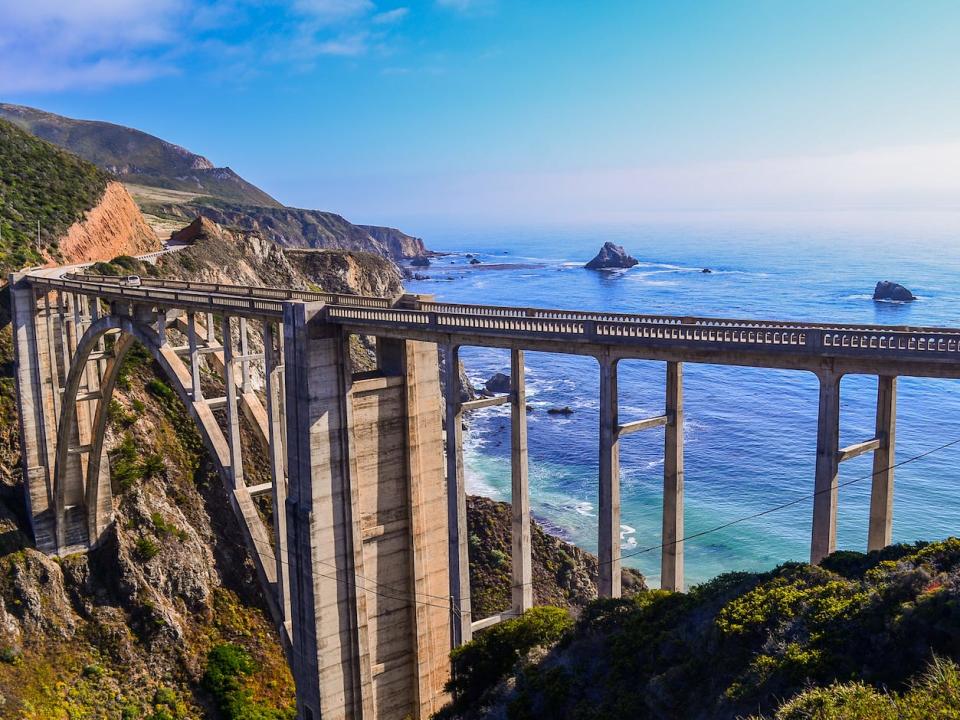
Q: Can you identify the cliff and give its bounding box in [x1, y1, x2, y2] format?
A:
[467, 496, 645, 619]
[358, 224, 428, 259]
[151, 200, 427, 261]
[0, 103, 281, 208]
[58, 181, 160, 264]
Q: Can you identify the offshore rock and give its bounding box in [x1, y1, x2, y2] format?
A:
[873, 280, 915, 302]
[585, 241, 639, 270]
[485, 372, 511, 394]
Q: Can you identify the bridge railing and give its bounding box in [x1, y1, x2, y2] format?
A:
[66, 273, 394, 309]
[29, 274, 960, 363]
[32, 276, 289, 317]
[327, 304, 960, 361]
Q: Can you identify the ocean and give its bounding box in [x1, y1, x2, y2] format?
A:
[403, 211, 960, 588]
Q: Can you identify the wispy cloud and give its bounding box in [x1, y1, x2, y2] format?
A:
[0, 0, 409, 93]
[372, 7, 409, 25]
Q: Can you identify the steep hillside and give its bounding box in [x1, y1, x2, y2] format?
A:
[0, 117, 111, 269]
[441, 540, 960, 720]
[0, 104, 280, 208]
[1, 104, 431, 261]
[147, 199, 427, 260]
[467, 496, 645, 619]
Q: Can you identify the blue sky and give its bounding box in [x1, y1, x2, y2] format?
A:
[2, 1, 960, 225]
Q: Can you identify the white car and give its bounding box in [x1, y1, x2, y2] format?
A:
[121, 275, 142, 287]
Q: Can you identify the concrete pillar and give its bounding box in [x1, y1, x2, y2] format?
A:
[9, 275, 57, 552]
[510, 348, 532, 614]
[263, 321, 291, 629]
[443, 343, 472, 645]
[868, 376, 897, 552]
[598, 356, 621, 598]
[156, 308, 169, 347]
[283, 301, 366, 720]
[188, 312, 202, 400]
[662, 361, 685, 591]
[403, 338, 453, 717]
[222, 315, 245, 489]
[239, 316, 252, 393]
[811, 371, 841, 564]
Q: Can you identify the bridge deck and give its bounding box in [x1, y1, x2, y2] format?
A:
[27, 273, 960, 378]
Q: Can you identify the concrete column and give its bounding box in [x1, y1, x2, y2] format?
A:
[662, 361, 685, 591]
[263, 321, 291, 629]
[156, 308, 169, 347]
[510, 348, 532, 614]
[811, 371, 841, 564]
[598, 356, 621, 598]
[239, 316, 252, 393]
[283, 301, 365, 720]
[9, 275, 57, 552]
[443, 343, 471, 645]
[403, 338, 454, 717]
[868, 376, 897, 552]
[188, 312, 202, 400]
[222, 315, 244, 489]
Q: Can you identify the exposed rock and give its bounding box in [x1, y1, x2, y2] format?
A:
[467, 495, 645, 618]
[873, 280, 915, 302]
[584, 241, 639, 270]
[286, 249, 404, 298]
[469, 258, 481, 265]
[168, 215, 223, 245]
[702, 268, 712, 274]
[410, 256, 431, 267]
[485, 372, 511, 394]
[548, 406, 575, 415]
[58, 182, 160, 264]
[358, 224, 428, 259]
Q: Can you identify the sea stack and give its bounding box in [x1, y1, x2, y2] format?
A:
[873, 281, 915, 302]
[585, 241, 639, 270]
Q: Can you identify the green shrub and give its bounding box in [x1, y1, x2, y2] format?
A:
[447, 606, 573, 707]
[146, 378, 175, 401]
[135, 536, 160, 561]
[203, 643, 294, 719]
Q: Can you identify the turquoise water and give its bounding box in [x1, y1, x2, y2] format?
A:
[403, 212, 960, 587]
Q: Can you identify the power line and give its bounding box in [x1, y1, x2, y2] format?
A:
[207, 433, 960, 617]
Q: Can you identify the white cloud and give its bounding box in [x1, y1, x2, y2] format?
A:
[314, 33, 370, 56]
[372, 7, 409, 25]
[0, 0, 409, 92]
[292, 0, 373, 23]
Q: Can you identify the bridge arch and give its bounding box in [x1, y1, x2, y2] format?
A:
[51, 310, 281, 623]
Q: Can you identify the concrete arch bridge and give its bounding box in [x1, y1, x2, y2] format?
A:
[10, 268, 960, 719]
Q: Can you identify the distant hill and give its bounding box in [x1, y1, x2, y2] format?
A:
[2, 104, 430, 260]
[0, 117, 111, 271]
[0, 104, 281, 208]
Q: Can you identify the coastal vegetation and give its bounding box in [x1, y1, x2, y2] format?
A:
[0, 117, 110, 269]
[442, 539, 960, 719]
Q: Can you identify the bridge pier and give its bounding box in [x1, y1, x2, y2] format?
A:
[598, 356, 620, 598]
[285, 302, 450, 720]
[511, 349, 533, 614]
[443, 344, 472, 646]
[811, 371, 842, 564]
[662, 361, 684, 592]
[868, 376, 897, 552]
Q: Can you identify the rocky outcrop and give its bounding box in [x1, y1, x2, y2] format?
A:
[168, 215, 222, 245]
[873, 280, 915, 302]
[485, 372, 511, 394]
[359, 225, 428, 259]
[286, 249, 404, 298]
[467, 495, 645, 618]
[585, 241, 638, 270]
[153, 201, 427, 262]
[56, 182, 160, 265]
